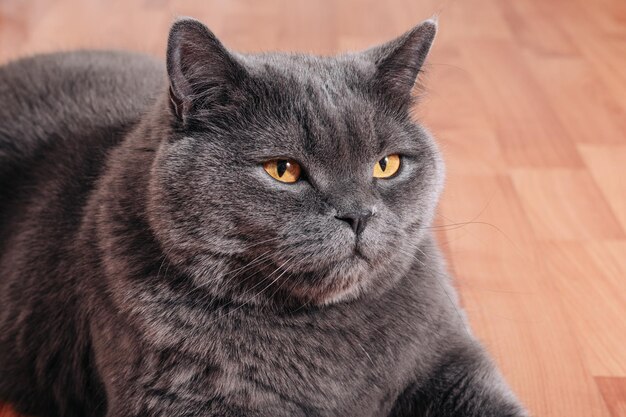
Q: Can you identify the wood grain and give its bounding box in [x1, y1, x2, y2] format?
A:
[1, 0, 625, 416]
[597, 377, 626, 417]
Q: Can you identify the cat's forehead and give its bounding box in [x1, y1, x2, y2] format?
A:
[232, 52, 424, 168]
[241, 53, 384, 156]
[244, 52, 375, 98]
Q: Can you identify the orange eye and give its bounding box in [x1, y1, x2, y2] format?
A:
[373, 154, 401, 178]
[263, 159, 302, 183]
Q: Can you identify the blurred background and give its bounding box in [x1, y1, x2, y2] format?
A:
[1, 0, 625, 416]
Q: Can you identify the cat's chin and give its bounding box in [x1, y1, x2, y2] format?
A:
[315, 283, 366, 306]
[283, 253, 392, 306]
[288, 278, 367, 306]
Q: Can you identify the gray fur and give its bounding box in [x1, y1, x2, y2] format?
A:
[0, 18, 527, 417]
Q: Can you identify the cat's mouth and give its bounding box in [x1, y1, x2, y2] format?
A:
[329, 248, 371, 271]
[253, 237, 395, 305]
[353, 245, 372, 264]
[283, 241, 374, 274]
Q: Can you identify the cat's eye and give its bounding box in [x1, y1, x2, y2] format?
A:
[263, 159, 302, 183]
[373, 154, 401, 178]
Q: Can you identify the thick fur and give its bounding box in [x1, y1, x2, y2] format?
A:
[0, 19, 527, 417]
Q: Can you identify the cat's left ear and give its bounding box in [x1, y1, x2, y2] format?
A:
[166, 18, 247, 123]
[363, 19, 437, 106]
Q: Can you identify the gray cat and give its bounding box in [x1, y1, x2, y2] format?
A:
[0, 17, 528, 417]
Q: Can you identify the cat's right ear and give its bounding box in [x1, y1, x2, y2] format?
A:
[362, 19, 437, 110]
[166, 18, 246, 123]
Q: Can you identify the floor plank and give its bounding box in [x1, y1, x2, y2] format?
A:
[440, 175, 612, 417]
[578, 145, 626, 230]
[511, 169, 625, 241]
[597, 377, 626, 417]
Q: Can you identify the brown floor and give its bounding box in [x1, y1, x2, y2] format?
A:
[1, 0, 625, 416]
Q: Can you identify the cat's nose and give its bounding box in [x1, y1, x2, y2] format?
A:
[335, 210, 373, 235]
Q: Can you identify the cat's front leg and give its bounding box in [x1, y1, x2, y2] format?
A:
[390, 340, 528, 417]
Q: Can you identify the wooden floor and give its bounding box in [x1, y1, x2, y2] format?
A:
[1, 0, 625, 416]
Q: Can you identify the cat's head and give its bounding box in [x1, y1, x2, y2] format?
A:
[147, 18, 444, 306]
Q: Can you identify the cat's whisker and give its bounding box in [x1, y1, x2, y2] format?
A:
[166, 245, 280, 303]
[377, 243, 470, 332]
[263, 254, 321, 308]
[180, 252, 274, 309]
[226, 250, 275, 278]
[410, 246, 471, 334]
[247, 258, 295, 304]
[155, 244, 178, 282]
[234, 236, 284, 252]
[266, 272, 293, 306]
[203, 256, 296, 325]
[202, 254, 290, 310]
[247, 255, 300, 295]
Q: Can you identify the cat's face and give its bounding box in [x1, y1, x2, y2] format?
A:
[148, 19, 443, 305]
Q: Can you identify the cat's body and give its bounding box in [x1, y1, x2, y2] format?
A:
[0, 51, 164, 416]
[0, 20, 527, 417]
